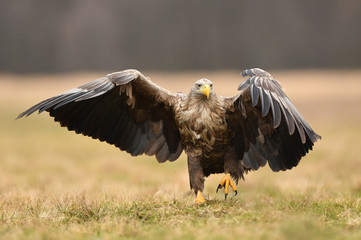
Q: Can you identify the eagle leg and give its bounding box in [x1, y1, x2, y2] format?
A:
[187, 155, 206, 204]
[216, 173, 237, 200]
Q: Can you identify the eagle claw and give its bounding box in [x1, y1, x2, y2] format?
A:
[196, 190, 206, 204]
[217, 173, 237, 200]
[216, 184, 222, 193]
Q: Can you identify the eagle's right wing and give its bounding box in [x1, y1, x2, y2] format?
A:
[18, 69, 184, 162]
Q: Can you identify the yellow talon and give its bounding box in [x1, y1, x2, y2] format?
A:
[216, 173, 237, 200]
[195, 190, 206, 204]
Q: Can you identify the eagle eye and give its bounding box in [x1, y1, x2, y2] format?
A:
[197, 84, 202, 88]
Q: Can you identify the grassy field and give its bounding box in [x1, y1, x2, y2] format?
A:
[0, 70, 360, 239]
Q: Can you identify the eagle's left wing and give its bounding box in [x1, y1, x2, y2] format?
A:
[226, 68, 321, 172]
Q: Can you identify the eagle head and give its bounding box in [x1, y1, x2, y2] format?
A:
[192, 78, 214, 100]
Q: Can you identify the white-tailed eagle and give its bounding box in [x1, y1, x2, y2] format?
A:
[18, 68, 321, 203]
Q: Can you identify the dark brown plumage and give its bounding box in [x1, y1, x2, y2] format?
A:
[17, 68, 321, 203]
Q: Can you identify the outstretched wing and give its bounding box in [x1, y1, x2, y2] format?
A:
[227, 68, 321, 172]
[18, 69, 184, 162]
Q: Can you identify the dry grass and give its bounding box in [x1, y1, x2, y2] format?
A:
[0, 70, 360, 239]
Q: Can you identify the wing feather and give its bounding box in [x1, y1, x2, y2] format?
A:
[260, 88, 271, 117]
[269, 92, 282, 127]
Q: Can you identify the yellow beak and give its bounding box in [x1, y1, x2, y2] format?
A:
[202, 84, 210, 99]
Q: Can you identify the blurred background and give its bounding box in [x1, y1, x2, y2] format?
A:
[1, 0, 361, 73]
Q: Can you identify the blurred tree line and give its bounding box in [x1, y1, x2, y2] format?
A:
[1, 0, 361, 73]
